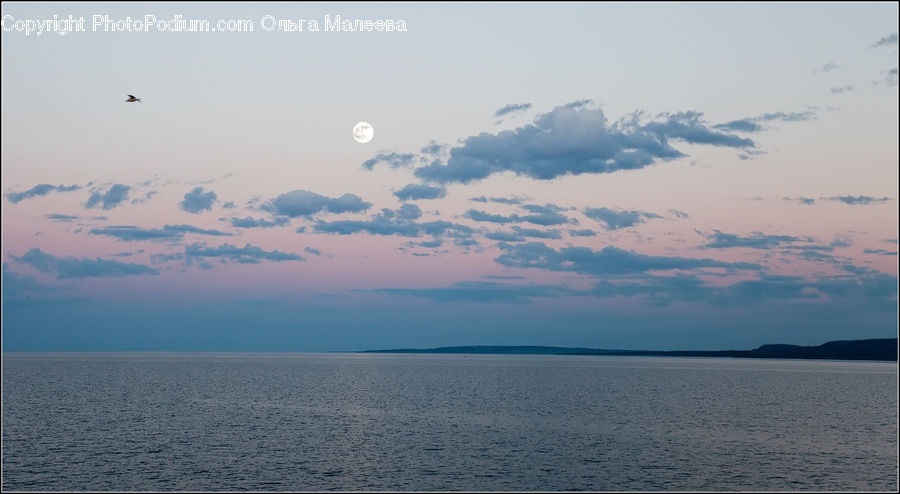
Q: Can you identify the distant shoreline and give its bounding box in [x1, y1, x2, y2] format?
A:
[362, 338, 898, 361]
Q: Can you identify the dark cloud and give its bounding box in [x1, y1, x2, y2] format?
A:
[872, 33, 898, 48]
[420, 142, 445, 155]
[46, 214, 79, 222]
[361, 152, 417, 170]
[465, 204, 570, 226]
[410, 104, 754, 184]
[519, 204, 570, 225]
[496, 242, 759, 276]
[569, 229, 597, 237]
[490, 197, 525, 205]
[222, 201, 236, 209]
[263, 190, 371, 218]
[784, 196, 817, 205]
[228, 216, 290, 228]
[714, 111, 816, 133]
[14, 248, 159, 279]
[179, 187, 217, 214]
[713, 119, 763, 133]
[85, 184, 131, 210]
[304, 247, 322, 256]
[509, 227, 561, 239]
[6, 184, 81, 203]
[396, 204, 422, 221]
[313, 206, 472, 239]
[864, 248, 898, 256]
[394, 183, 446, 201]
[702, 230, 799, 249]
[494, 102, 532, 118]
[823, 195, 891, 205]
[485, 227, 561, 242]
[584, 207, 661, 230]
[485, 230, 525, 242]
[465, 209, 517, 224]
[469, 196, 525, 205]
[184, 243, 304, 264]
[89, 224, 233, 242]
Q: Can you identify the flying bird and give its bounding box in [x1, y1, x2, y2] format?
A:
[125, 94, 141, 103]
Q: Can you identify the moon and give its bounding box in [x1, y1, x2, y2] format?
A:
[353, 121, 374, 144]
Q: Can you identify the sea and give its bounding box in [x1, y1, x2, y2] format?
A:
[2, 353, 897, 492]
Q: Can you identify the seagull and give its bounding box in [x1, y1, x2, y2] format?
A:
[125, 94, 141, 103]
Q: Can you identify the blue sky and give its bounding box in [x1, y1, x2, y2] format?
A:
[2, 2, 897, 351]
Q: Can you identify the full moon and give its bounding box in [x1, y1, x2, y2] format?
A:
[352, 121, 374, 144]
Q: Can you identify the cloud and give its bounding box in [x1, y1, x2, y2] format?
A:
[2, 263, 64, 301]
[569, 228, 597, 237]
[485, 226, 562, 242]
[830, 85, 854, 94]
[465, 204, 570, 226]
[89, 224, 233, 242]
[361, 152, 418, 170]
[13, 248, 159, 279]
[85, 184, 131, 210]
[494, 102, 532, 118]
[823, 195, 891, 205]
[872, 33, 898, 48]
[222, 201, 236, 209]
[884, 68, 898, 87]
[713, 111, 816, 133]
[465, 209, 517, 224]
[393, 183, 446, 201]
[702, 230, 799, 249]
[263, 190, 371, 218]
[812, 62, 842, 74]
[411, 239, 442, 248]
[784, 196, 816, 205]
[564, 99, 593, 109]
[485, 230, 525, 242]
[180, 187, 217, 213]
[6, 184, 81, 203]
[46, 213, 79, 222]
[519, 204, 570, 225]
[304, 246, 322, 256]
[669, 209, 690, 219]
[365, 280, 579, 304]
[313, 206, 472, 239]
[495, 242, 759, 276]
[409, 103, 754, 184]
[228, 216, 290, 228]
[584, 207, 661, 230]
[469, 196, 525, 205]
[420, 142, 445, 155]
[864, 248, 898, 256]
[184, 243, 304, 263]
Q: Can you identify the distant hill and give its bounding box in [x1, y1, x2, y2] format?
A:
[363, 338, 898, 361]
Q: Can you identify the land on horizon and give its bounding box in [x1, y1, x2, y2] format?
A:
[362, 338, 899, 361]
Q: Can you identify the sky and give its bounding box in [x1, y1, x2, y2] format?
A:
[1, 2, 898, 352]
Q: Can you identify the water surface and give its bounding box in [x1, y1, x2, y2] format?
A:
[2, 353, 897, 491]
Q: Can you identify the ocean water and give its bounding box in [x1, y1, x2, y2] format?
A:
[2, 353, 897, 492]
